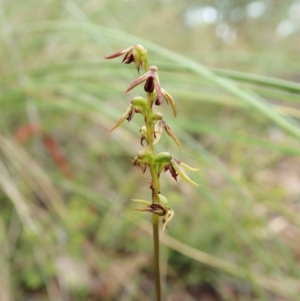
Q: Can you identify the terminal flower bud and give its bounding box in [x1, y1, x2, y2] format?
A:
[105, 44, 147, 72]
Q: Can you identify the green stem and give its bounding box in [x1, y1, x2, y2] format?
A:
[147, 120, 162, 301]
[152, 213, 161, 301]
[143, 55, 161, 301]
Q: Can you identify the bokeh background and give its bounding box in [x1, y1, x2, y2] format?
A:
[1, 0, 300, 300]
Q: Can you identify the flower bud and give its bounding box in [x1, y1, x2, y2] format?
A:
[154, 152, 172, 164]
[131, 97, 149, 117]
[155, 194, 170, 209]
[149, 112, 163, 122]
[105, 44, 147, 72]
[137, 149, 153, 164]
[154, 152, 173, 174]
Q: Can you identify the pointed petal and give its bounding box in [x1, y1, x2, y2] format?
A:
[125, 73, 150, 93]
[144, 77, 155, 92]
[164, 124, 182, 151]
[162, 88, 177, 117]
[171, 159, 199, 186]
[105, 47, 133, 59]
[131, 199, 151, 206]
[179, 162, 200, 172]
[162, 209, 174, 232]
[154, 80, 163, 104]
[110, 104, 133, 132]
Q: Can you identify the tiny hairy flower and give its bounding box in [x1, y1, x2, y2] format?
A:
[132, 194, 174, 231]
[105, 44, 147, 72]
[125, 66, 163, 103]
[132, 156, 147, 173]
[110, 97, 150, 132]
[132, 149, 153, 173]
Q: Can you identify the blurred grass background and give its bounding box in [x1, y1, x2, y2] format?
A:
[1, 0, 300, 300]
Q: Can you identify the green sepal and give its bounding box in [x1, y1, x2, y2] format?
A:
[179, 162, 200, 172]
[154, 152, 172, 174]
[162, 88, 177, 117]
[131, 97, 149, 117]
[164, 124, 182, 151]
[110, 104, 132, 132]
[149, 112, 163, 122]
[154, 152, 172, 163]
[131, 199, 151, 206]
[134, 44, 147, 59]
[155, 194, 170, 210]
[171, 159, 199, 186]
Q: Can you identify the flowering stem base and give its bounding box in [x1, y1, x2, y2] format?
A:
[152, 213, 161, 301]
